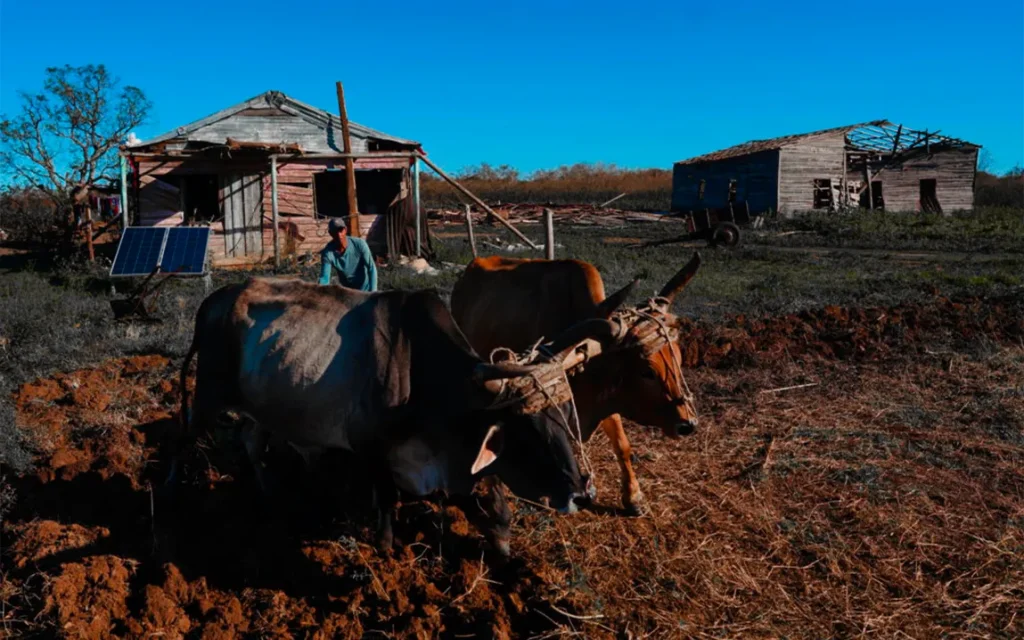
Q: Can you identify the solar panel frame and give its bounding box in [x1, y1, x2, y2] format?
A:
[110, 226, 213, 277]
[109, 227, 168, 277]
[159, 227, 212, 275]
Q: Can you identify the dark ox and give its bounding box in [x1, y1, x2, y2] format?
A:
[170, 277, 592, 554]
[450, 253, 702, 514]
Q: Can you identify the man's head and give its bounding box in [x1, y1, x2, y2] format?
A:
[328, 217, 348, 245]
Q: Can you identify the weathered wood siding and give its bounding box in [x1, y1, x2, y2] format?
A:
[169, 108, 370, 154]
[672, 150, 778, 213]
[777, 132, 846, 214]
[847, 147, 977, 212]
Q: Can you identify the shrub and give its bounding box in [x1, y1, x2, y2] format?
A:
[0, 187, 65, 246]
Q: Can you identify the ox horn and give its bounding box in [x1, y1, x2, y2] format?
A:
[657, 252, 702, 304]
[593, 278, 639, 319]
[543, 317, 621, 359]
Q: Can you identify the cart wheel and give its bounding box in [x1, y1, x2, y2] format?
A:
[709, 222, 740, 248]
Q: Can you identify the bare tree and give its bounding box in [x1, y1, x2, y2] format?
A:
[1, 64, 151, 205]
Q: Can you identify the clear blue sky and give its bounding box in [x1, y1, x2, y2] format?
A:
[2, 0, 1022, 175]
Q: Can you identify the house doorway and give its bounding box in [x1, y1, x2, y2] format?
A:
[920, 179, 941, 213]
[180, 174, 219, 223]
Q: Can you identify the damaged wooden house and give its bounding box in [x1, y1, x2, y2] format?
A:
[671, 121, 980, 215]
[122, 90, 428, 266]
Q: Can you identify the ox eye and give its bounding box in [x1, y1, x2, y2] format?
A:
[641, 368, 658, 380]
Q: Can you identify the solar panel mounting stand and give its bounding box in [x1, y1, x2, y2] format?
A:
[110, 266, 182, 322]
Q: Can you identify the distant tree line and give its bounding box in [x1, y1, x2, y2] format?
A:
[975, 167, 1023, 208]
[421, 162, 673, 211]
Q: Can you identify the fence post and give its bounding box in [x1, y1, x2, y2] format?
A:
[544, 208, 555, 259]
[465, 204, 477, 258]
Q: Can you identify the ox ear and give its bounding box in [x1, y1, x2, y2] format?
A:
[658, 253, 702, 304]
[471, 425, 505, 475]
[594, 278, 638, 319]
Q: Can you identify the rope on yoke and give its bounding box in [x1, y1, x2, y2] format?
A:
[520, 363, 594, 487]
[487, 342, 594, 484]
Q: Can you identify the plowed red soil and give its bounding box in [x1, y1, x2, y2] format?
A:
[3, 293, 1023, 638]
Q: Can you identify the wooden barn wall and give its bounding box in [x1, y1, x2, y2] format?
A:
[672, 150, 778, 213]
[777, 132, 847, 214]
[847, 147, 977, 212]
[133, 156, 410, 264]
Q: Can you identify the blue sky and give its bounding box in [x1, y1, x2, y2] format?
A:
[2, 0, 1022, 174]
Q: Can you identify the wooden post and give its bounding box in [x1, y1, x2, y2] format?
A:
[270, 156, 281, 269]
[865, 164, 874, 211]
[335, 81, 360, 237]
[412, 158, 421, 257]
[85, 205, 95, 262]
[544, 208, 555, 259]
[119, 155, 129, 229]
[416, 153, 538, 249]
[464, 204, 477, 257]
[841, 150, 848, 209]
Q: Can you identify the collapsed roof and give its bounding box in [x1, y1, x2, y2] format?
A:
[676, 120, 978, 166]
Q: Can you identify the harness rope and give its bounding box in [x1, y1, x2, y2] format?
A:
[487, 344, 595, 483]
[481, 298, 698, 499]
[627, 300, 696, 411]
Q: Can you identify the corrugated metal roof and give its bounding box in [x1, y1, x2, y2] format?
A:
[675, 120, 891, 166]
[130, 90, 420, 150]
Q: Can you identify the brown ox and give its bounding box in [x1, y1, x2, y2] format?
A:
[450, 253, 701, 514]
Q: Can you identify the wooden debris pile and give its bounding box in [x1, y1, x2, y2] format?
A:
[427, 204, 682, 228]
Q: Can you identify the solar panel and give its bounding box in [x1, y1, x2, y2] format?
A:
[110, 226, 211, 277]
[110, 228, 167, 277]
[160, 227, 211, 275]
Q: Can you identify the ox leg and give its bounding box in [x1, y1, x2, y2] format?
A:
[372, 463, 398, 553]
[600, 414, 646, 516]
[241, 422, 281, 498]
[469, 476, 512, 559]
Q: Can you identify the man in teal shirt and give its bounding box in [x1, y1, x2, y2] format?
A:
[318, 217, 378, 291]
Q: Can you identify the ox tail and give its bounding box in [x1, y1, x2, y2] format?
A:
[165, 334, 199, 489]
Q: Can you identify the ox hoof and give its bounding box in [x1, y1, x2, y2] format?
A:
[491, 537, 511, 560]
[485, 529, 511, 559]
[375, 532, 395, 555]
[623, 493, 648, 517]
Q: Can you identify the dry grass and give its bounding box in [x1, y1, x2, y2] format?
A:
[509, 341, 1024, 638]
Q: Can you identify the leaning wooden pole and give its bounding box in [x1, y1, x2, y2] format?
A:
[335, 81, 360, 237]
[416, 153, 538, 250]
